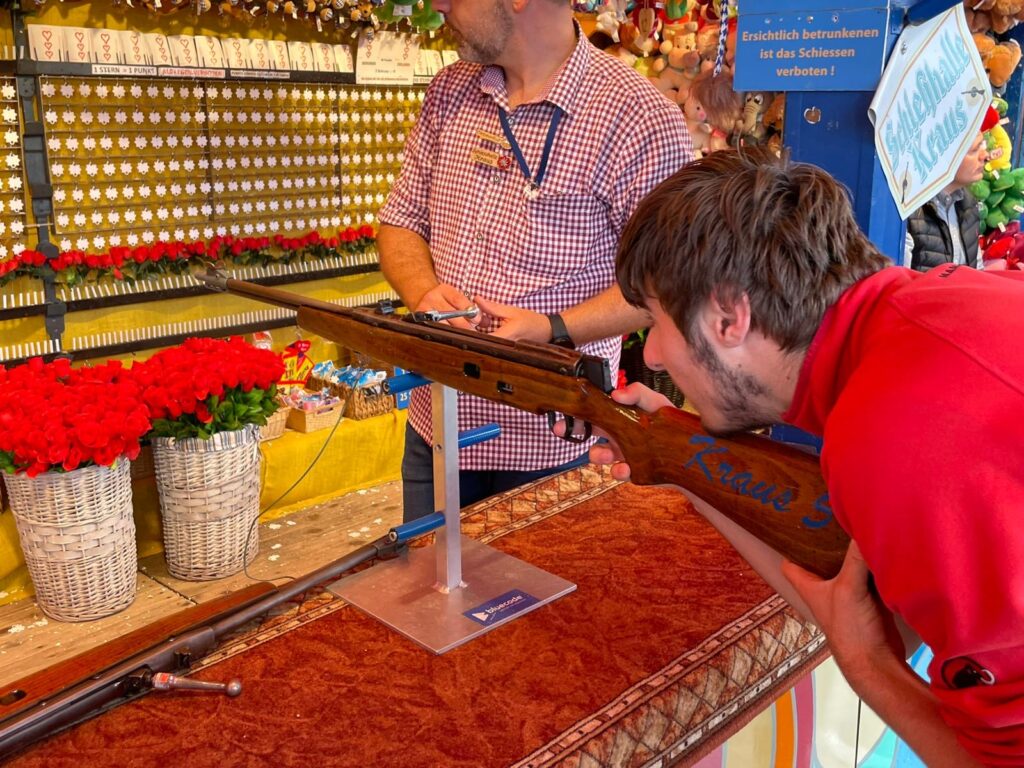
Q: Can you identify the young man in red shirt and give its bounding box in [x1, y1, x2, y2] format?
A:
[596, 147, 1024, 766]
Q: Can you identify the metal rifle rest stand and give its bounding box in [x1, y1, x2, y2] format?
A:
[330, 380, 576, 654]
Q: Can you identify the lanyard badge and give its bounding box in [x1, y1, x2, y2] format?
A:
[497, 106, 564, 201]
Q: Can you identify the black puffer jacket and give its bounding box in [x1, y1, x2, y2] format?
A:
[906, 192, 981, 272]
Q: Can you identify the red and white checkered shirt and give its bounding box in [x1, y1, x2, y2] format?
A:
[379, 30, 693, 470]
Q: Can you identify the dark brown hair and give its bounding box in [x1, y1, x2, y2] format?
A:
[617, 147, 891, 352]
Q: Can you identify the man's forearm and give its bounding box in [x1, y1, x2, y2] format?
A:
[561, 285, 651, 345]
[377, 224, 438, 309]
[844, 653, 982, 768]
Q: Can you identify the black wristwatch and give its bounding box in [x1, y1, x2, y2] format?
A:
[546, 313, 575, 348]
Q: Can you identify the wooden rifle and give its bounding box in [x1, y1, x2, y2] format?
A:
[201, 275, 849, 579]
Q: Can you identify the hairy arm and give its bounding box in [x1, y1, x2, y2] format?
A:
[783, 546, 982, 768]
[477, 284, 651, 344]
[377, 224, 439, 310]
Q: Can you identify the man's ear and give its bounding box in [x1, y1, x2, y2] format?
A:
[703, 291, 752, 348]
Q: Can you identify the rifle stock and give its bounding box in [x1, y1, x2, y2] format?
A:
[207, 276, 849, 579]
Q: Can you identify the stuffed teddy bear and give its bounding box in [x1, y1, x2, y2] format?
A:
[971, 32, 1021, 90]
[966, 0, 1024, 34]
[682, 89, 713, 157]
[988, 38, 1022, 88]
[650, 21, 701, 104]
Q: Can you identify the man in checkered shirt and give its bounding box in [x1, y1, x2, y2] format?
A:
[378, 0, 693, 521]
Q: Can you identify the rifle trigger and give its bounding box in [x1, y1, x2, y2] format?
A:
[547, 412, 593, 444]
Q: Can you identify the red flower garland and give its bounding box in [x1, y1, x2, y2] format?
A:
[0, 227, 376, 287]
[0, 358, 151, 477]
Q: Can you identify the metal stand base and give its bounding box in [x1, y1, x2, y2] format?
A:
[330, 536, 575, 654]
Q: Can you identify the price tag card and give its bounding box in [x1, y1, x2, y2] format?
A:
[416, 49, 443, 78]
[248, 38, 271, 70]
[90, 29, 122, 64]
[27, 25, 62, 62]
[223, 38, 248, 69]
[195, 36, 224, 68]
[313, 42, 335, 72]
[287, 41, 315, 71]
[144, 33, 172, 67]
[167, 35, 199, 68]
[120, 30, 150, 66]
[63, 27, 92, 64]
[268, 40, 290, 70]
[356, 31, 418, 86]
[333, 43, 355, 73]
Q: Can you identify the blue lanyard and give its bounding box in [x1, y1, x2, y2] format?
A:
[497, 105, 564, 196]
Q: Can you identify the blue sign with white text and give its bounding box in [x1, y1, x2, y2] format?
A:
[735, 8, 891, 92]
[464, 589, 539, 626]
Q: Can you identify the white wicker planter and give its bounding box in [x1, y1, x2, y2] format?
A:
[3, 460, 137, 622]
[152, 425, 262, 581]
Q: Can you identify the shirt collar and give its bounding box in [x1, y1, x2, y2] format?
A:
[478, 21, 590, 116]
[782, 268, 914, 436]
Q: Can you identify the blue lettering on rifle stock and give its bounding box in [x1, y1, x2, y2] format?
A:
[684, 435, 832, 530]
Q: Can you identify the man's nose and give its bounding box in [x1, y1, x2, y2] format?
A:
[642, 331, 665, 371]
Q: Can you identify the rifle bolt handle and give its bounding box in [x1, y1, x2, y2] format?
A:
[151, 672, 243, 698]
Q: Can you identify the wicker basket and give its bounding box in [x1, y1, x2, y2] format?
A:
[152, 426, 262, 581]
[286, 402, 344, 433]
[3, 460, 137, 622]
[307, 374, 395, 421]
[259, 406, 289, 441]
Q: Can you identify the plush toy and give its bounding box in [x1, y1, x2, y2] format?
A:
[650, 21, 701, 104]
[594, 0, 628, 42]
[988, 38, 1022, 88]
[619, 0, 665, 57]
[762, 92, 785, 134]
[682, 88, 713, 157]
[737, 91, 770, 144]
[688, 69, 744, 151]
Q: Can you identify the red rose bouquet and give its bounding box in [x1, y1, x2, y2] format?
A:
[133, 337, 284, 440]
[0, 357, 151, 477]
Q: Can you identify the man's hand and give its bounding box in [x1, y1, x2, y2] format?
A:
[576, 383, 675, 482]
[782, 541, 905, 672]
[414, 284, 481, 331]
[472, 296, 551, 342]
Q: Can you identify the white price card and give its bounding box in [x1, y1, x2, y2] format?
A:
[268, 40, 290, 70]
[248, 39, 271, 70]
[287, 41, 315, 71]
[64, 27, 92, 64]
[27, 25, 62, 62]
[195, 36, 225, 68]
[334, 43, 355, 73]
[223, 38, 249, 69]
[120, 30, 150, 66]
[356, 31, 418, 86]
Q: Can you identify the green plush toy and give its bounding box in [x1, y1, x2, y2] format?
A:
[377, 0, 444, 30]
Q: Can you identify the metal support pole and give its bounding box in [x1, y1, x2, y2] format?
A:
[431, 382, 464, 594]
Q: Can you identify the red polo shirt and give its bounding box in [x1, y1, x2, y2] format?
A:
[783, 266, 1024, 764]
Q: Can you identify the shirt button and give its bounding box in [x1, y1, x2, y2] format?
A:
[475, 231, 486, 242]
[491, 173, 502, 184]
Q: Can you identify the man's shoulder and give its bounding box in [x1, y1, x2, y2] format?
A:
[583, 47, 682, 113]
[424, 59, 485, 98]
